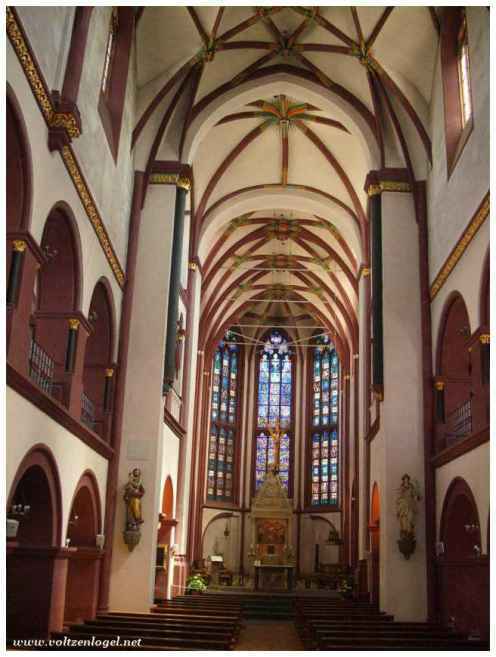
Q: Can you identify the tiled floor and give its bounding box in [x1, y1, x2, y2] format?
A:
[235, 620, 304, 651]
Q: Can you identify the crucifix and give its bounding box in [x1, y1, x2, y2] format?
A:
[266, 419, 282, 474]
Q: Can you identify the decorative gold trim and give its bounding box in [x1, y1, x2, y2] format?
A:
[149, 173, 191, 192]
[367, 181, 411, 196]
[49, 112, 81, 138]
[6, 8, 81, 138]
[149, 173, 178, 185]
[68, 318, 80, 330]
[188, 262, 197, 271]
[362, 267, 371, 278]
[434, 381, 445, 391]
[430, 193, 489, 300]
[12, 240, 27, 253]
[105, 368, 114, 378]
[6, 7, 52, 123]
[479, 334, 490, 345]
[61, 146, 125, 287]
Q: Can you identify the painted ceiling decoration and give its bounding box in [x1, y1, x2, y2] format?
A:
[133, 6, 438, 360]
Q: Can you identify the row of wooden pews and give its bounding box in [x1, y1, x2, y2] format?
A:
[295, 598, 489, 651]
[51, 596, 242, 650]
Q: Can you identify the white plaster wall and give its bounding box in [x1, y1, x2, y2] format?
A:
[435, 442, 490, 554]
[75, 7, 136, 265]
[7, 42, 123, 338]
[16, 7, 73, 92]
[300, 513, 342, 575]
[6, 388, 108, 545]
[427, 7, 490, 279]
[202, 513, 241, 573]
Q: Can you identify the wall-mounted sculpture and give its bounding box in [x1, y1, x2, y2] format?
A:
[396, 474, 422, 559]
[123, 468, 145, 552]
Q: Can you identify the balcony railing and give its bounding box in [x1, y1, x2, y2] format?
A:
[81, 392, 96, 430]
[446, 398, 472, 447]
[28, 338, 55, 395]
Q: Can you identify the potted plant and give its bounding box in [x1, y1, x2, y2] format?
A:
[337, 574, 354, 600]
[185, 574, 207, 595]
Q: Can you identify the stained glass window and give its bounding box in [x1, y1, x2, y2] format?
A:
[310, 335, 339, 506]
[255, 331, 293, 491]
[207, 330, 240, 501]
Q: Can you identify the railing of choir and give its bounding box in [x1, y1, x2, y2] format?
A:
[28, 338, 55, 395]
[81, 391, 96, 430]
[446, 398, 472, 446]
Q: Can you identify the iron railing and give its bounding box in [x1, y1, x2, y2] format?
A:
[446, 398, 472, 446]
[81, 392, 96, 430]
[28, 338, 55, 395]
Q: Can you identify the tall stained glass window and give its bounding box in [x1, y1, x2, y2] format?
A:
[311, 335, 339, 506]
[255, 331, 293, 492]
[207, 330, 240, 501]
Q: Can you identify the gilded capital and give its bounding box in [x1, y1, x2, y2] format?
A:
[12, 240, 27, 253]
[479, 334, 490, 345]
[434, 381, 445, 391]
[188, 261, 197, 271]
[362, 267, 371, 278]
[367, 184, 382, 197]
[177, 176, 191, 192]
[105, 368, 114, 378]
[68, 318, 80, 331]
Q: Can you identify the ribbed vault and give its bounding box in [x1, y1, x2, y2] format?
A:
[133, 6, 438, 358]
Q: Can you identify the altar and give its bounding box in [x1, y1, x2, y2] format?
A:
[254, 563, 295, 591]
[249, 469, 296, 590]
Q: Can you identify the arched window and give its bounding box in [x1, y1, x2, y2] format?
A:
[310, 335, 339, 506]
[207, 330, 241, 501]
[98, 7, 134, 160]
[101, 8, 118, 96]
[441, 8, 474, 175]
[255, 330, 293, 492]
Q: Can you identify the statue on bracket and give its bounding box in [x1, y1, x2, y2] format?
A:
[396, 473, 422, 559]
[123, 467, 145, 552]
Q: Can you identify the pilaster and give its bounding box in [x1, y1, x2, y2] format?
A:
[108, 176, 183, 611]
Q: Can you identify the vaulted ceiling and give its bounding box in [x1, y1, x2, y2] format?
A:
[133, 7, 439, 359]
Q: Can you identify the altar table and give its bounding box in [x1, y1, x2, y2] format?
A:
[254, 564, 295, 591]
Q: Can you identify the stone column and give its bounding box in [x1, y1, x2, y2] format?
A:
[357, 269, 370, 561]
[174, 262, 201, 559]
[108, 175, 187, 612]
[366, 177, 427, 621]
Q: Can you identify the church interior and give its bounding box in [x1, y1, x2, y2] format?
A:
[6, 4, 490, 651]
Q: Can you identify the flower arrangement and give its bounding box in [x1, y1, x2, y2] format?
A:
[185, 574, 208, 594]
